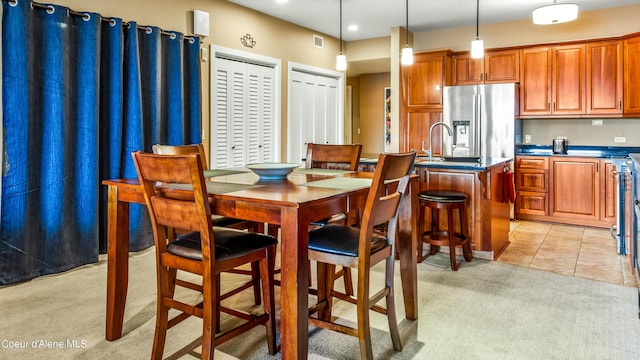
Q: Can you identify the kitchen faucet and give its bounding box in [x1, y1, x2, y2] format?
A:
[422, 121, 453, 160]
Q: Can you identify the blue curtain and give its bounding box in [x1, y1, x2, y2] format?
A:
[1, 0, 201, 285]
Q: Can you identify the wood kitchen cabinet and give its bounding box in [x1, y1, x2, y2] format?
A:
[400, 50, 451, 152]
[550, 157, 599, 221]
[406, 111, 443, 155]
[600, 159, 617, 224]
[520, 45, 586, 116]
[586, 40, 623, 115]
[403, 50, 452, 109]
[515, 156, 615, 228]
[452, 49, 520, 85]
[515, 156, 549, 217]
[624, 35, 640, 116]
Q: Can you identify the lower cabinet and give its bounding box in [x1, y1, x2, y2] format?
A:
[550, 157, 599, 221]
[515, 155, 616, 228]
[515, 156, 549, 216]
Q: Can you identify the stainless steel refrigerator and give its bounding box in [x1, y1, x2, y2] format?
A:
[442, 83, 518, 160]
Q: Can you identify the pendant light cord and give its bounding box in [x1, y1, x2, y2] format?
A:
[405, 0, 409, 46]
[475, 0, 480, 38]
[339, 0, 343, 54]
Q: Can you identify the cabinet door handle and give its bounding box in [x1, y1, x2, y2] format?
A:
[553, 102, 556, 112]
[480, 73, 483, 82]
[620, 100, 622, 110]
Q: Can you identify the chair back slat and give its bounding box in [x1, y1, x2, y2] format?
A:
[132, 152, 213, 254]
[360, 152, 416, 247]
[152, 143, 209, 170]
[305, 143, 362, 170]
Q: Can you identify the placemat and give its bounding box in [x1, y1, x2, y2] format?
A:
[293, 168, 355, 176]
[203, 169, 248, 177]
[301, 177, 371, 190]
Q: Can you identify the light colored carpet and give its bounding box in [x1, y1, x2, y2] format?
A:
[1, 248, 639, 360]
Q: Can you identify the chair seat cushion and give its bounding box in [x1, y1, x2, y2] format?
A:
[308, 224, 387, 257]
[167, 227, 277, 261]
[418, 190, 467, 203]
[309, 213, 348, 227]
[211, 215, 248, 227]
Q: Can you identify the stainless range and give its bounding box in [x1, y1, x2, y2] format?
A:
[610, 157, 633, 255]
[627, 154, 640, 317]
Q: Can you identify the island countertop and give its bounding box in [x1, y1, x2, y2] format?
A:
[359, 155, 513, 171]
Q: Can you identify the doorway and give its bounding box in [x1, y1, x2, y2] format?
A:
[210, 46, 281, 168]
[287, 62, 344, 164]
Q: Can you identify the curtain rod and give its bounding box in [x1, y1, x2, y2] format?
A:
[6, 0, 196, 41]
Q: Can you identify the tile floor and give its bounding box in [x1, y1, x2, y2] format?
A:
[497, 220, 638, 287]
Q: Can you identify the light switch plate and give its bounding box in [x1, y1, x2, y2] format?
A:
[592, 119, 603, 126]
[614, 137, 626, 143]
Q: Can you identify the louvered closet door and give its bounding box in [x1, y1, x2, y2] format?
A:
[288, 70, 340, 164]
[211, 58, 276, 168]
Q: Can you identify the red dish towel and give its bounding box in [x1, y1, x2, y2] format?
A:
[502, 171, 516, 204]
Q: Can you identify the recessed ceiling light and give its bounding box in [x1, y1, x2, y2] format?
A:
[275, 0, 288, 4]
[348, 24, 359, 31]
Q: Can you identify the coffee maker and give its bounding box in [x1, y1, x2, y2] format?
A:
[553, 138, 568, 154]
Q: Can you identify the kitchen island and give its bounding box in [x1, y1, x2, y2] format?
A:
[359, 155, 513, 260]
[413, 157, 513, 260]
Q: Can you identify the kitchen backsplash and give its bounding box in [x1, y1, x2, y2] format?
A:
[522, 118, 640, 147]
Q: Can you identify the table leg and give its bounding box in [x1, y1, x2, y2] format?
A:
[398, 178, 418, 320]
[279, 206, 310, 359]
[105, 185, 131, 341]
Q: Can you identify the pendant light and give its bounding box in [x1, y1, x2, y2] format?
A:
[470, 0, 484, 59]
[336, 0, 347, 71]
[532, 0, 579, 25]
[401, 0, 413, 65]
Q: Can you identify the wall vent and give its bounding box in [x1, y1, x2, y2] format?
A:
[313, 35, 324, 49]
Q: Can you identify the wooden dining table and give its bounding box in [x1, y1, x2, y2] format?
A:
[102, 167, 419, 359]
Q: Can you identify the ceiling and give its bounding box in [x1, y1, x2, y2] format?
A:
[228, 0, 640, 42]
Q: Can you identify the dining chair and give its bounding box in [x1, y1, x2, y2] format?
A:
[268, 143, 363, 296]
[152, 143, 264, 306]
[132, 151, 277, 359]
[307, 151, 416, 360]
[305, 143, 363, 296]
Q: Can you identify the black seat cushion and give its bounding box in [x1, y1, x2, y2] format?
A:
[167, 227, 277, 262]
[308, 224, 388, 257]
[418, 190, 467, 203]
[210, 215, 249, 227]
[309, 213, 348, 227]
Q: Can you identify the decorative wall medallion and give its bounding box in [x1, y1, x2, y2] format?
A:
[241, 34, 256, 48]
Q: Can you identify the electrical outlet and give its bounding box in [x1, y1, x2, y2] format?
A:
[614, 137, 626, 143]
[592, 119, 603, 126]
[525, 134, 531, 144]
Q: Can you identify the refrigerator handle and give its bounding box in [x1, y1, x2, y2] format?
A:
[475, 93, 482, 157]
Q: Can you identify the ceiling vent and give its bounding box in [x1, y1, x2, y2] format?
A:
[313, 35, 324, 49]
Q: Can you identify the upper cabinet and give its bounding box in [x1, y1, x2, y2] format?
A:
[624, 35, 640, 116]
[400, 50, 451, 152]
[520, 44, 586, 117]
[403, 50, 452, 109]
[586, 40, 623, 115]
[452, 49, 520, 85]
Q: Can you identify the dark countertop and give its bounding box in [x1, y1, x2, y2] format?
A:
[414, 157, 512, 171]
[360, 154, 512, 171]
[516, 144, 640, 158]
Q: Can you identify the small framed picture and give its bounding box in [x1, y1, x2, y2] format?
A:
[384, 87, 391, 151]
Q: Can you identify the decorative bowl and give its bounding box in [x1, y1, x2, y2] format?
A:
[245, 163, 300, 180]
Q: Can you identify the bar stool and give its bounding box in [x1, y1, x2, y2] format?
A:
[418, 190, 472, 271]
